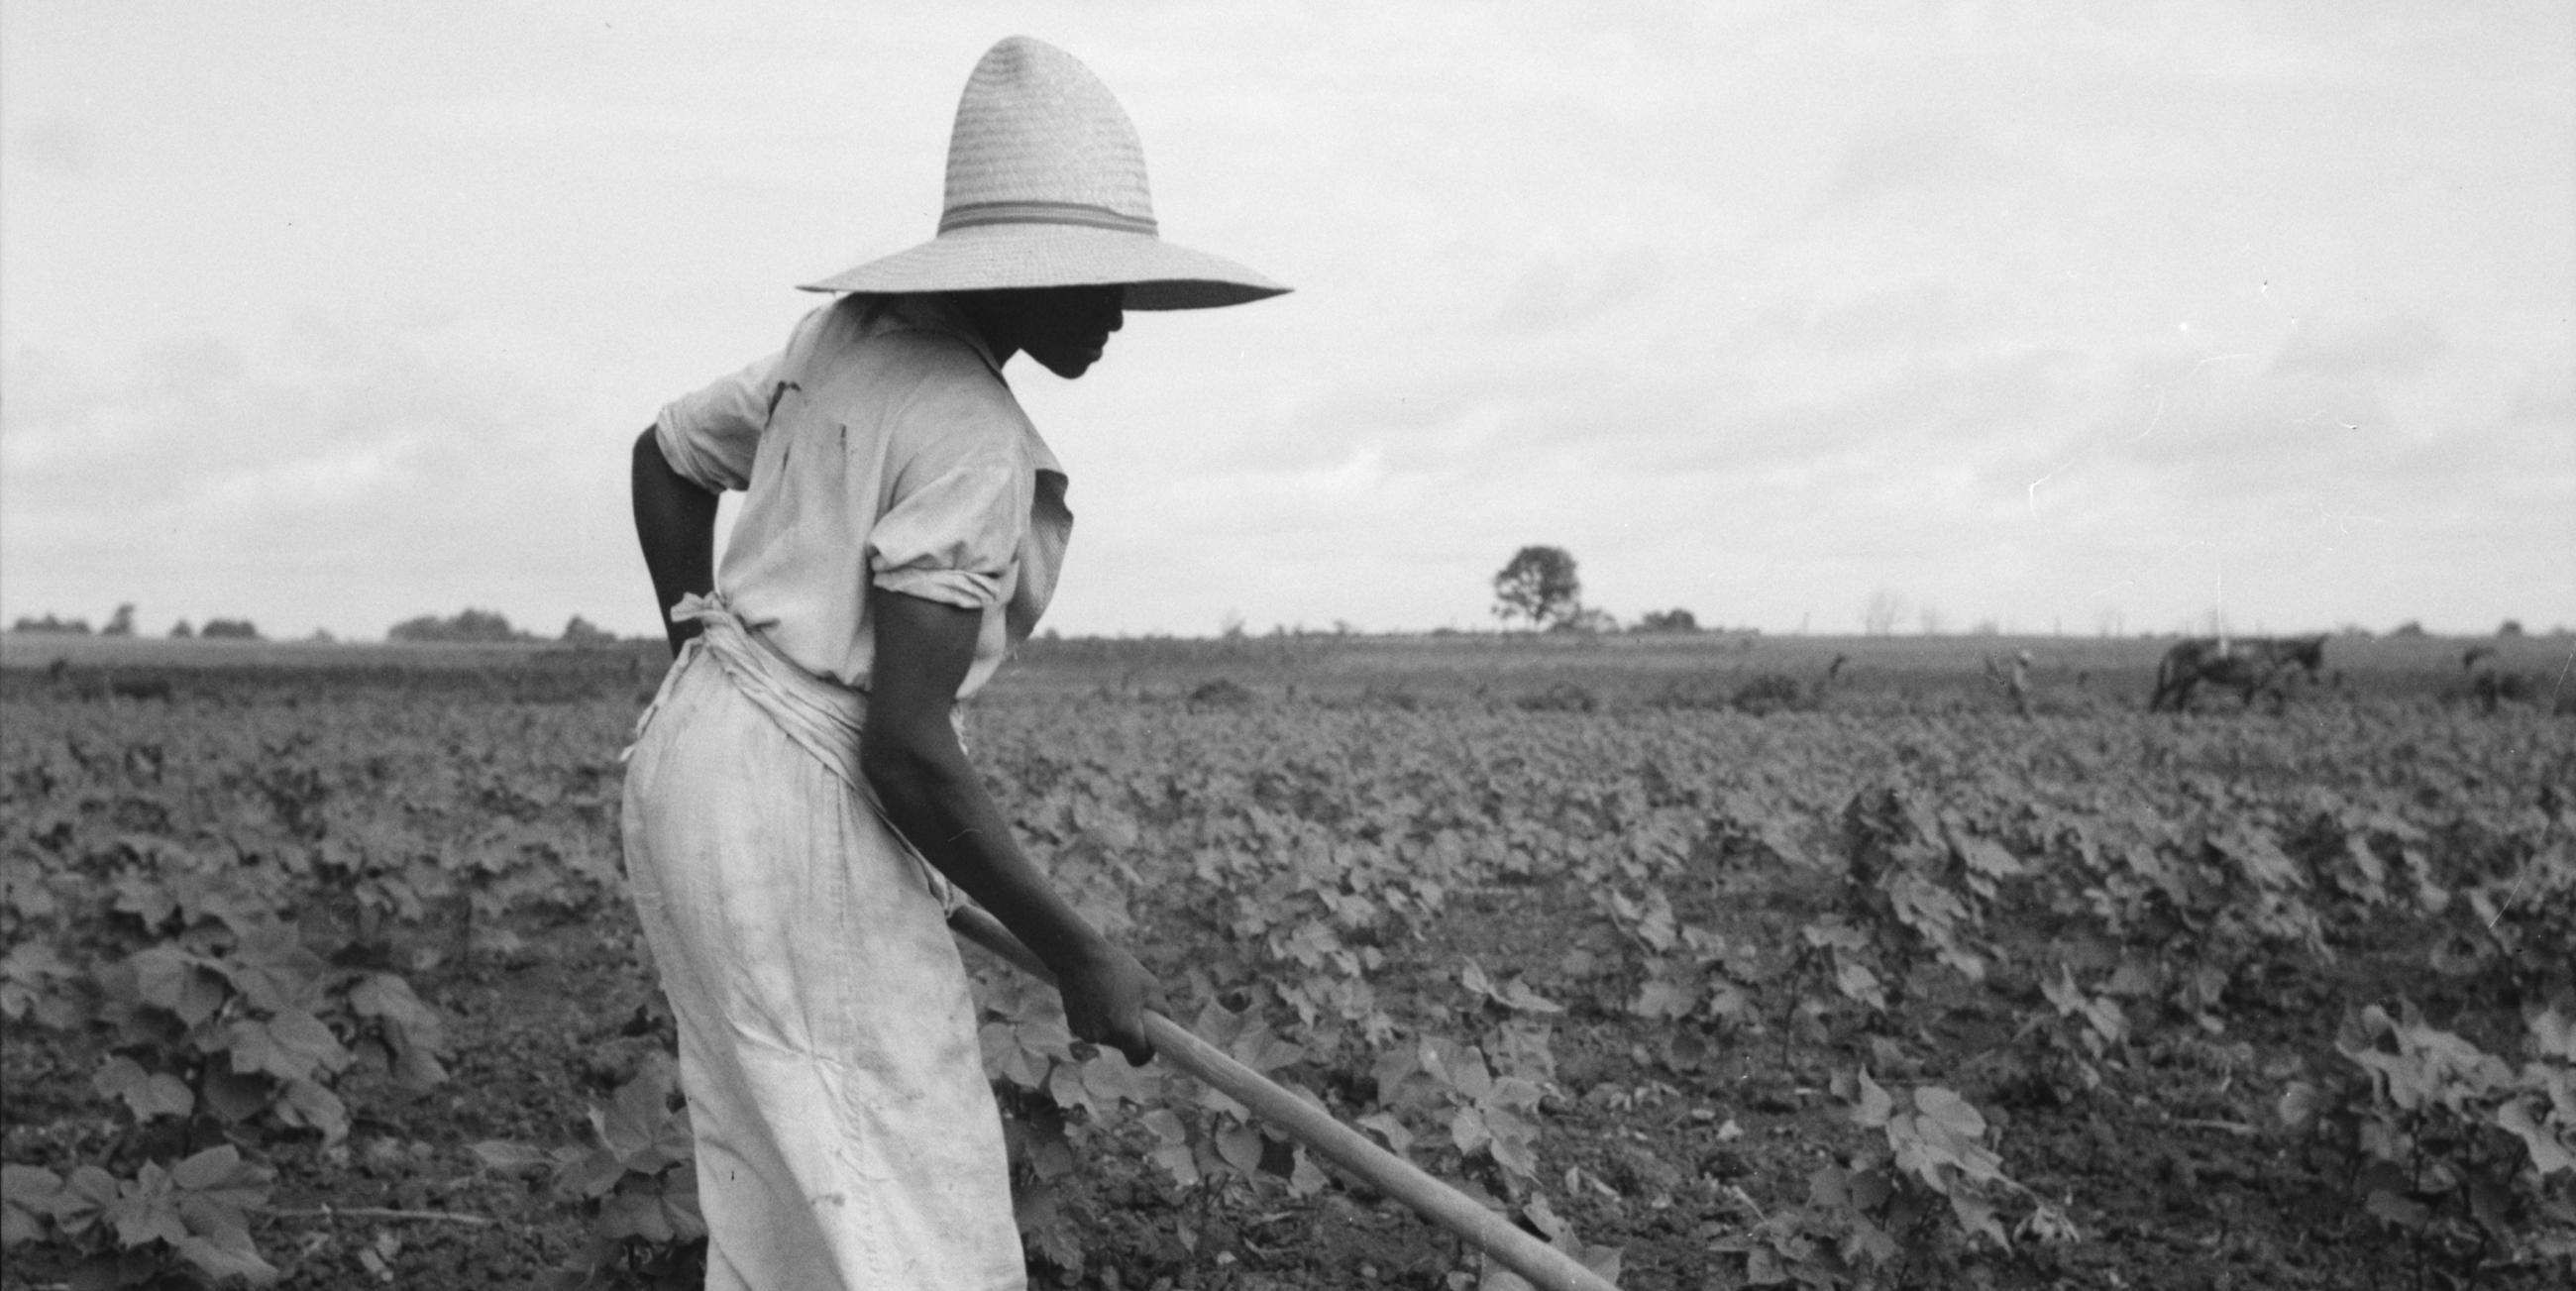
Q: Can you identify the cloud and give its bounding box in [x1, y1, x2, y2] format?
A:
[1654, 343, 2082, 473]
[1821, 114, 2032, 208]
[0, 313, 613, 637]
[8, 113, 97, 176]
[1487, 246, 1670, 338]
[1786, 281, 1974, 356]
[2270, 313, 2448, 379]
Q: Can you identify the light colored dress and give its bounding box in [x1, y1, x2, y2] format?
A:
[621, 293, 1069, 1291]
[650, 293, 1070, 694]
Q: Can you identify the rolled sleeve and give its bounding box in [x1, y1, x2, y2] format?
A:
[653, 352, 781, 493]
[866, 453, 1031, 609]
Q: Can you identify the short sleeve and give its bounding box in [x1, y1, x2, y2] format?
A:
[652, 351, 781, 493]
[867, 447, 1032, 608]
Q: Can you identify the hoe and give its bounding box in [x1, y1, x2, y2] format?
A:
[950, 905, 1621, 1291]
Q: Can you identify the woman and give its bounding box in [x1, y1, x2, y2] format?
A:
[621, 37, 1285, 1290]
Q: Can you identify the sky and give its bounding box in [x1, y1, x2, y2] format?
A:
[4, 0, 2570, 641]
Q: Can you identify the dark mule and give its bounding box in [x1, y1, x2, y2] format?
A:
[2147, 635, 2325, 712]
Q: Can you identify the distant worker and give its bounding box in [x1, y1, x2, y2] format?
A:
[1811, 652, 1849, 706]
[1982, 648, 2034, 716]
[621, 39, 1286, 1289]
[2461, 645, 2521, 713]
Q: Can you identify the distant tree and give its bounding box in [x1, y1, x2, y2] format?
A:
[169, 620, 194, 639]
[2390, 620, 2426, 638]
[12, 614, 92, 634]
[1861, 589, 1906, 636]
[102, 603, 137, 637]
[1636, 607, 1699, 632]
[200, 618, 261, 640]
[1492, 546, 1581, 630]
[388, 608, 527, 643]
[1917, 603, 1946, 636]
[2498, 619, 2523, 637]
[1556, 606, 1618, 634]
[561, 614, 617, 646]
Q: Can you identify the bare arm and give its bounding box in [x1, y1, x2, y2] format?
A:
[631, 428, 719, 657]
[860, 587, 1165, 1064]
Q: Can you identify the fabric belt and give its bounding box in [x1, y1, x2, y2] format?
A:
[670, 592, 870, 791]
[630, 592, 960, 911]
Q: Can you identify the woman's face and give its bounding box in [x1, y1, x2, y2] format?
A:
[969, 285, 1126, 379]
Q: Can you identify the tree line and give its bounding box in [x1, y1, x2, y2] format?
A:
[7, 605, 627, 645]
[10, 604, 261, 640]
[382, 609, 620, 644]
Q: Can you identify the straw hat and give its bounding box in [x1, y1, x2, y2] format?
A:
[801, 37, 1288, 311]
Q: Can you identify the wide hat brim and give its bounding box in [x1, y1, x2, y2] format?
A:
[800, 224, 1288, 312]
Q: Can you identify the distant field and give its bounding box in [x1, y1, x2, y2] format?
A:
[3, 627, 2566, 711]
[1007, 629, 2572, 709]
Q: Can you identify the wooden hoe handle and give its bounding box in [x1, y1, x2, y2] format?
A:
[947, 905, 1619, 1291]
